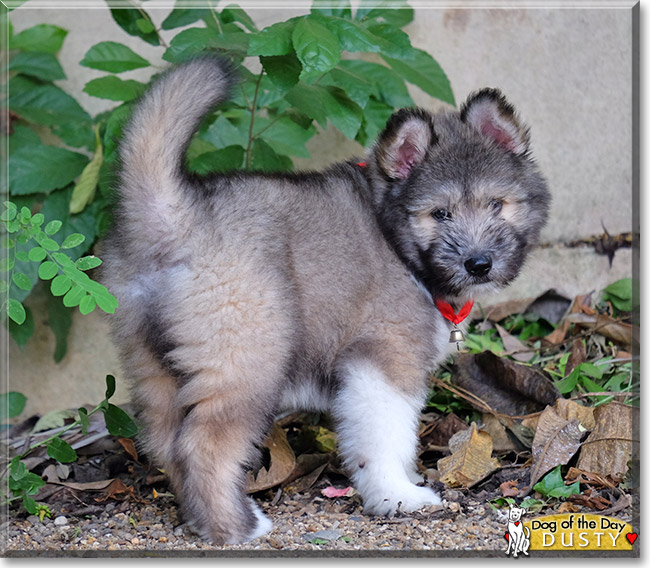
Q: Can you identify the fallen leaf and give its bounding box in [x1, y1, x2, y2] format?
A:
[565, 467, 622, 491]
[47, 478, 116, 491]
[565, 312, 635, 346]
[569, 488, 611, 511]
[499, 480, 519, 497]
[420, 412, 469, 447]
[480, 414, 518, 452]
[528, 405, 585, 490]
[576, 402, 638, 478]
[246, 423, 296, 493]
[557, 501, 579, 513]
[554, 398, 595, 430]
[94, 479, 142, 502]
[452, 352, 560, 416]
[118, 437, 139, 463]
[544, 293, 594, 345]
[565, 339, 587, 377]
[321, 486, 352, 498]
[495, 324, 535, 362]
[437, 423, 500, 488]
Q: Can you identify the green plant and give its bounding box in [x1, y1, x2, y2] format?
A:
[5, 1, 454, 359]
[1, 375, 138, 515]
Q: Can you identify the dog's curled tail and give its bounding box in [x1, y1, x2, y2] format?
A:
[118, 56, 234, 207]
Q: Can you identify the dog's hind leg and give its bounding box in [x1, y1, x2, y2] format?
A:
[169, 386, 275, 544]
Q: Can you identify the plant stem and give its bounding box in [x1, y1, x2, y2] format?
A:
[244, 72, 264, 169]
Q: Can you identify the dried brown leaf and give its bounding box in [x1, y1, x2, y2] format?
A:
[499, 479, 520, 497]
[565, 339, 587, 377]
[437, 423, 500, 488]
[495, 324, 535, 362]
[480, 413, 518, 452]
[118, 437, 139, 463]
[554, 398, 595, 430]
[452, 352, 560, 416]
[528, 405, 585, 489]
[576, 402, 638, 478]
[246, 423, 296, 493]
[420, 412, 469, 447]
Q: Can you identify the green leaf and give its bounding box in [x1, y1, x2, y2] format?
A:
[85, 280, 118, 314]
[311, 0, 352, 18]
[46, 437, 78, 463]
[357, 97, 393, 146]
[38, 237, 60, 252]
[603, 278, 633, 300]
[9, 75, 92, 127]
[7, 52, 66, 81]
[0, 392, 27, 422]
[32, 409, 77, 433]
[533, 465, 581, 498]
[105, 374, 116, 400]
[47, 294, 72, 362]
[203, 115, 249, 150]
[53, 121, 95, 150]
[83, 76, 146, 102]
[70, 129, 103, 214]
[356, 0, 414, 28]
[383, 49, 456, 106]
[161, 6, 210, 30]
[1, 202, 17, 221]
[78, 294, 96, 315]
[42, 187, 97, 259]
[313, 14, 412, 59]
[188, 145, 244, 175]
[103, 403, 138, 438]
[163, 28, 249, 64]
[320, 67, 376, 109]
[247, 19, 297, 56]
[10, 24, 67, 54]
[50, 274, 72, 297]
[62, 284, 84, 308]
[250, 138, 293, 172]
[221, 4, 258, 32]
[30, 213, 44, 227]
[338, 60, 414, 108]
[75, 255, 102, 271]
[8, 305, 34, 346]
[44, 220, 62, 236]
[12, 272, 31, 291]
[292, 17, 340, 81]
[8, 298, 26, 324]
[61, 233, 85, 249]
[109, 8, 160, 46]
[0, 257, 14, 272]
[80, 41, 150, 73]
[22, 496, 37, 515]
[78, 407, 90, 435]
[261, 53, 302, 91]
[578, 362, 604, 380]
[38, 261, 59, 280]
[28, 247, 47, 262]
[253, 116, 316, 159]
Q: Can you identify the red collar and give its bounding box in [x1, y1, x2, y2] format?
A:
[434, 299, 474, 325]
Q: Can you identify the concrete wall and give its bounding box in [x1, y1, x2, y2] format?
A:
[7, 2, 635, 415]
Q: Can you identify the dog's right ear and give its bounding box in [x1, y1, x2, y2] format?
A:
[373, 108, 437, 180]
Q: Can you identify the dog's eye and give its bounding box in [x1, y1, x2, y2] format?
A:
[433, 209, 452, 221]
[490, 200, 503, 213]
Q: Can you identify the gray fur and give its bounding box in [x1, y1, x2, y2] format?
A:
[101, 56, 550, 544]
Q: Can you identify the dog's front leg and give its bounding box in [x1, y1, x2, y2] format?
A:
[332, 359, 441, 516]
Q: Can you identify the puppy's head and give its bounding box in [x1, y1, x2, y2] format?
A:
[368, 89, 550, 301]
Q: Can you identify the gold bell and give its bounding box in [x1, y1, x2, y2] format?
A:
[449, 328, 465, 343]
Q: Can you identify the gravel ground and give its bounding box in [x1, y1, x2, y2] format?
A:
[3, 481, 518, 557]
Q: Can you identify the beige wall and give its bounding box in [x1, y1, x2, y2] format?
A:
[7, 2, 635, 414]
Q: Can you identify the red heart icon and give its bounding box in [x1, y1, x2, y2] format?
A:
[515, 521, 520, 526]
[505, 533, 509, 541]
[626, 533, 637, 545]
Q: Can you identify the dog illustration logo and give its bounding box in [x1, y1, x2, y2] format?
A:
[505, 503, 531, 557]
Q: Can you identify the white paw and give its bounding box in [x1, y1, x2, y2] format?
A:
[363, 483, 441, 516]
[247, 502, 273, 541]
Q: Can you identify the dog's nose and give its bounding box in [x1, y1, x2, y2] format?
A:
[464, 255, 492, 277]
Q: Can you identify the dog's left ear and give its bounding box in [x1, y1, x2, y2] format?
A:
[461, 89, 530, 156]
[374, 108, 437, 180]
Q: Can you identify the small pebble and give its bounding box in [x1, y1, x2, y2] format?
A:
[53, 516, 68, 526]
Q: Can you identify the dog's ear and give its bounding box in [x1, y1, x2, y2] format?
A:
[461, 89, 530, 156]
[374, 108, 437, 180]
